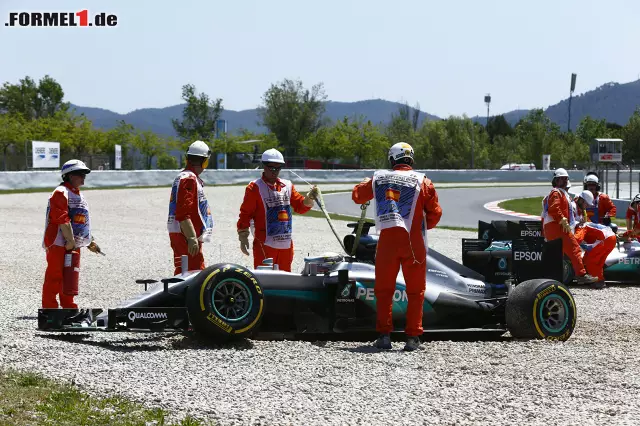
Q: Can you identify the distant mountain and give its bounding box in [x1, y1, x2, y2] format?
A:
[70, 99, 441, 137]
[472, 109, 531, 127]
[471, 79, 640, 130]
[70, 78, 640, 137]
[545, 80, 640, 130]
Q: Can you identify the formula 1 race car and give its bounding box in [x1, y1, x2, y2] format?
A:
[38, 220, 577, 342]
[476, 219, 640, 286]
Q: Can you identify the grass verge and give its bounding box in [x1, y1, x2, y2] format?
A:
[298, 209, 477, 232]
[498, 196, 627, 227]
[0, 369, 207, 425]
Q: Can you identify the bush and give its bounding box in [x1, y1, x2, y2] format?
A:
[157, 153, 179, 169]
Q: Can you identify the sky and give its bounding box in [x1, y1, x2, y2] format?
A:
[1, 0, 640, 118]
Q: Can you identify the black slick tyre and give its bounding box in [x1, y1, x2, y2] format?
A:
[186, 264, 264, 340]
[562, 255, 575, 285]
[505, 279, 577, 341]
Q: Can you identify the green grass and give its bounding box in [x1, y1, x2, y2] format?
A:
[498, 197, 544, 216]
[0, 369, 209, 426]
[498, 196, 627, 227]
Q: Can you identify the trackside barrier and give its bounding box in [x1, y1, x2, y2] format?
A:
[0, 169, 586, 191]
[611, 198, 632, 220]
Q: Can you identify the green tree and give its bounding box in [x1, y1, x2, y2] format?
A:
[102, 120, 134, 169]
[486, 115, 513, 143]
[0, 114, 30, 170]
[386, 112, 413, 144]
[515, 109, 561, 169]
[131, 130, 167, 169]
[0, 75, 68, 120]
[576, 116, 609, 146]
[336, 117, 388, 168]
[171, 84, 223, 142]
[300, 126, 345, 167]
[157, 153, 179, 169]
[623, 109, 640, 163]
[489, 134, 524, 168]
[257, 78, 327, 158]
[36, 75, 68, 118]
[422, 120, 449, 168]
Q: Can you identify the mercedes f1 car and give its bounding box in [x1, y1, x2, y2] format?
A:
[38, 219, 577, 342]
[476, 219, 640, 286]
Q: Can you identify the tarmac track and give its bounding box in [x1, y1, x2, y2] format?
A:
[318, 186, 551, 228]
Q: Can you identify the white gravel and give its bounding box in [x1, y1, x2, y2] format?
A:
[1, 185, 640, 425]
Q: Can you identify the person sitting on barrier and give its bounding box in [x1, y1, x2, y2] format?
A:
[236, 148, 318, 272]
[583, 172, 616, 225]
[42, 160, 102, 309]
[167, 141, 214, 275]
[573, 190, 616, 290]
[542, 168, 597, 285]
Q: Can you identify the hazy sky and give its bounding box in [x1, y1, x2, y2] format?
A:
[2, 0, 639, 118]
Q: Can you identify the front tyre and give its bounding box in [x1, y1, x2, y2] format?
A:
[186, 264, 264, 340]
[506, 279, 577, 341]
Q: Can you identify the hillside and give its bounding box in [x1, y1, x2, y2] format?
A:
[70, 99, 441, 137]
[545, 80, 640, 130]
[70, 78, 640, 136]
[471, 79, 640, 129]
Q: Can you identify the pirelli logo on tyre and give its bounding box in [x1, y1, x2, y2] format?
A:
[206, 313, 232, 333]
[535, 285, 556, 302]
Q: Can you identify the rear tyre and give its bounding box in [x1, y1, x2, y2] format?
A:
[562, 256, 575, 285]
[186, 264, 264, 340]
[505, 279, 577, 341]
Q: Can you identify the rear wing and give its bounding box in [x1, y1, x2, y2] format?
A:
[463, 220, 563, 284]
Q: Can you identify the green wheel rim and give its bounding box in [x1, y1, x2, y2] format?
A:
[539, 293, 569, 333]
[211, 278, 253, 322]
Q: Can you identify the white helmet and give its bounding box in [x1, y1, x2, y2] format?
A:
[578, 190, 594, 206]
[584, 174, 599, 184]
[186, 140, 211, 157]
[388, 142, 414, 163]
[186, 140, 211, 168]
[553, 168, 569, 178]
[633, 194, 640, 204]
[61, 159, 91, 177]
[261, 148, 285, 164]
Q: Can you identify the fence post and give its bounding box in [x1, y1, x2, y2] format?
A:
[616, 164, 620, 199]
[630, 165, 633, 200]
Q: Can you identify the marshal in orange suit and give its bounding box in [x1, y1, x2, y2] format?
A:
[352, 142, 442, 352]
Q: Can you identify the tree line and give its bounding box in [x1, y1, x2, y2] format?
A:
[1, 74, 640, 171]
